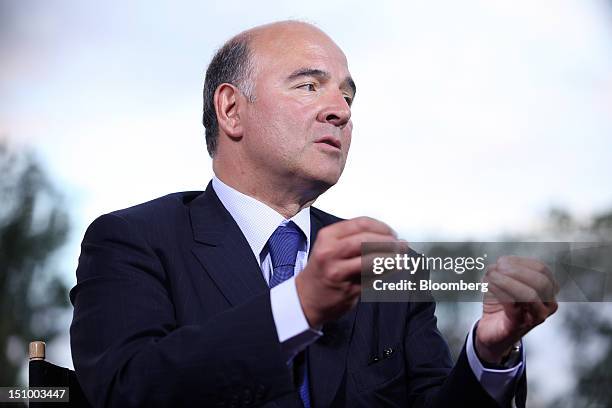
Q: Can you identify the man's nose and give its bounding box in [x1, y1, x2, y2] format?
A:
[316, 90, 351, 128]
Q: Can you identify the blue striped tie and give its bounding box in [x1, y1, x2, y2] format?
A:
[267, 222, 311, 408]
[268, 222, 303, 289]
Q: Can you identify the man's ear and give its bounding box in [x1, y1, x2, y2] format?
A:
[214, 83, 245, 139]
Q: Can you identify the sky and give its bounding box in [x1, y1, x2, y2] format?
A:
[2, 0, 611, 242]
[2, 0, 612, 403]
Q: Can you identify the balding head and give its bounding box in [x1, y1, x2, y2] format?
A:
[243, 20, 335, 51]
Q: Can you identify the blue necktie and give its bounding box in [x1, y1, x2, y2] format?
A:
[267, 222, 311, 408]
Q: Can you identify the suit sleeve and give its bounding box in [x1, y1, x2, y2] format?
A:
[404, 301, 527, 408]
[70, 213, 294, 407]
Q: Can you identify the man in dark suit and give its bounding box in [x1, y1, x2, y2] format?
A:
[70, 21, 558, 407]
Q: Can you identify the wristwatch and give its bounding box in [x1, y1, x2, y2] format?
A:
[500, 341, 522, 368]
[473, 323, 522, 369]
[481, 341, 522, 370]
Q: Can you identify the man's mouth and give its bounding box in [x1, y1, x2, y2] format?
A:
[314, 136, 342, 150]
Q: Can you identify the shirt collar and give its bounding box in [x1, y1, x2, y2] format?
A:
[212, 176, 311, 265]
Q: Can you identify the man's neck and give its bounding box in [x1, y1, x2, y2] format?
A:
[213, 173, 320, 219]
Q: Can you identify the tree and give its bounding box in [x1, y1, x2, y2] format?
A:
[0, 141, 70, 387]
[547, 208, 612, 408]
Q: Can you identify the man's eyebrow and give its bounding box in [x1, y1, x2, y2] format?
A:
[287, 68, 329, 82]
[287, 68, 357, 97]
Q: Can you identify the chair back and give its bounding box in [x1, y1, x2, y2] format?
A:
[28, 341, 92, 408]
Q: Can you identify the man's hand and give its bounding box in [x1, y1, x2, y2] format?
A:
[295, 217, 407, 327]
[476, 256, 560, 364]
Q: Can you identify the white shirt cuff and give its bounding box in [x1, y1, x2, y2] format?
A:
[270, 277, 322, 362]
[466, 320, 525, 405]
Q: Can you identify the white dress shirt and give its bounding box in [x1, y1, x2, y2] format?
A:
[211, 176, 524, 405]
[212, 176, 321, 362]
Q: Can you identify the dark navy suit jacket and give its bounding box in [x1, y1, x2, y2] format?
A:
[70, 182, 526, 407]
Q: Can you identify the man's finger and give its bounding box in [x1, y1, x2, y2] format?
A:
[520, 301, 553, 326]
[497, 256, 559, 295]
[323, 250, 409, 283]
[494, 261, 557, 302]
[487, 269, 545, 303]
[325, 257, 363, 283]
[486, 280, 516, 304]
[336, 233, 406, 259]
[325, 216, 396, 240]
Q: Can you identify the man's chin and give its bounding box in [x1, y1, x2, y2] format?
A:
[289, 162, 345, 199]
[305, 171, 343, 196]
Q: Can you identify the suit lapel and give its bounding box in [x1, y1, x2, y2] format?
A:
[307, 210, 358, 408]
[189, 182, 269, 306]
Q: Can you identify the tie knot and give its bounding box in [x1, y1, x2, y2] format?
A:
[268, 221, 304, 270]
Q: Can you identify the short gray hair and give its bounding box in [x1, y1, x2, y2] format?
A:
[202, 34, 255, 157]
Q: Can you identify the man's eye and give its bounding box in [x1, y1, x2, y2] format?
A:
[298, 83, 316, 92]
[344, 96, 353, 106]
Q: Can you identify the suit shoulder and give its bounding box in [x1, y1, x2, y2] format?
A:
[87, 191, 203, 233]
[110, 191, 202, 218]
